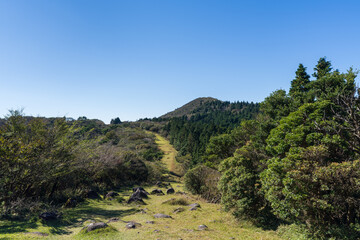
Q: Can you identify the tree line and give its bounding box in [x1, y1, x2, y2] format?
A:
[163, 100, 260, 165]
[184, 58, 360, 239]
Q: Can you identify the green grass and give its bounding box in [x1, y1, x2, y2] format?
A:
[151, 132, 183, 177]
[0, 132, 285, 240]
[161, 198, 189, 206]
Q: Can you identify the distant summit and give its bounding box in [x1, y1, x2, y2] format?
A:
[161, 97, 219, 118]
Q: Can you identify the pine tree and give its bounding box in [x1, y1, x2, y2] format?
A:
[313, 57, 332, 79]
[289, 64, 310, 101]
[110, 117, 121, 124]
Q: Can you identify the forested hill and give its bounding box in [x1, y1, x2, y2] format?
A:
[161, 97, 219, 118]
[158, 98, 260, 165]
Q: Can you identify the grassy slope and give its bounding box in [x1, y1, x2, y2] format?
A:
[0, 132, 284, 240]
[152, 132, 182, 177]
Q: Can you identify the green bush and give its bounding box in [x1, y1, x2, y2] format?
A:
[261, 101, 360, 236]
[184, 165, 221, 203]
[219, 144, 276, 226]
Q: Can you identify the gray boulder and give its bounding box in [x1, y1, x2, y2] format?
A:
[86, 222, 108, 232]
[198, 224, 208, 230]
[133, 187, 149, 194]
[173, 207, 185, 213]
[154, 213, 172, 218]
[166, 188, 175, 194]
[125, 221, 141, 229]
[188, 203, 201, 208]
[151, 189, 164, 195]
[127, 189, 148, 204]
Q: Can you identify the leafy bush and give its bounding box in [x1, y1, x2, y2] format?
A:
[219, 143, 277, 227]
[184, 165, 221, 203]
[0, 112, 164, 218]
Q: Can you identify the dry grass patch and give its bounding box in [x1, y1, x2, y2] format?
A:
[162, 198, 189, 206]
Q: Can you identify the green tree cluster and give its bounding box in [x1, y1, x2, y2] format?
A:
[211, 58, 360, 238]
[163, 101, 259, 165]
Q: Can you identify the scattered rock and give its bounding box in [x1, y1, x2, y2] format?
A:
[133, 186, 145, 191]
[24, 232, 49, 237]
[127, 189, 149, 204]
[188, 203, 201, 208]
[85, 222, 108, 232]
[154, 213, 172, 218]
[146, 221, 155, 224]
[39, 211, 59, 221]
[124, 221, 141, 229]
[198, 224, 208, 231]
[125, 222, 136, 229]
[135, 189, 149, 198]
[190, 207, 198, 211]
[155, 181, 169, 188]
[153, 229, 160, 233]
[133, 187, 149, 194]
[166, 188, 175, 194]
[127, 197, 145, 204]
[105, 191, 119, 199]
[151, 189, 164, 195]
[173, 207, 185, 213]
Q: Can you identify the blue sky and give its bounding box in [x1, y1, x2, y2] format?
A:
[0, 0, 359, 122]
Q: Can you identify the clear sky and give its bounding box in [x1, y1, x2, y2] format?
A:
[1, 0, 359, 123]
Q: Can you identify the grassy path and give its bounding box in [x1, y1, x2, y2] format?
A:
[0, 132, 284, 240]
[152, 132, 182, 178]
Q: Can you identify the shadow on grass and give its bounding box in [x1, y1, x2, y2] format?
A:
[0, 220, 38, 234]
[0, 201, 137, 236]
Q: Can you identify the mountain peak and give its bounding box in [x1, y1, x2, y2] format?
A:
[161, 97, 220, 118]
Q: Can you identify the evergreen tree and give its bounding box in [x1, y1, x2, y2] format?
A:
[110, 117, 121, 124]
[289, 64, 310, 104]
[313, 57, 332, 79]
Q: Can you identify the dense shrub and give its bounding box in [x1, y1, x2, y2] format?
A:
[0, 112, 164, 218]
[219, 144, 274, 224]
[184, 165, 221, 203]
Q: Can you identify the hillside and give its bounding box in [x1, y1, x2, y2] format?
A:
[161, 97, 219, 118]
[160, 98, 260, 164]
[0, 132, 285, 240]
